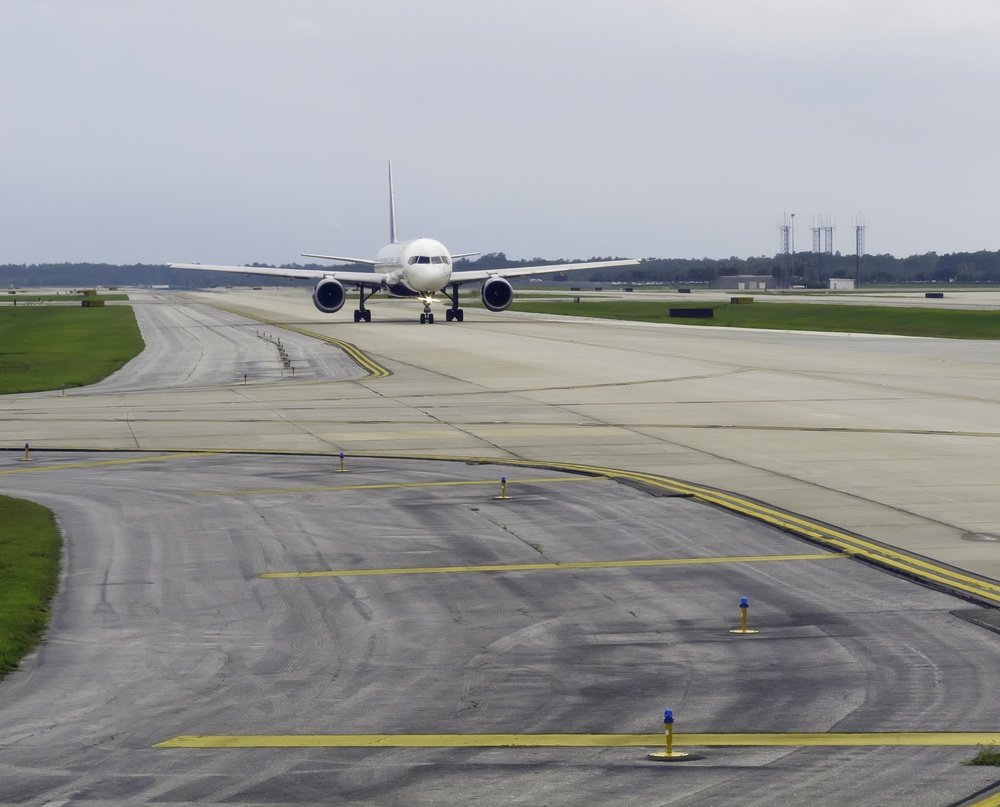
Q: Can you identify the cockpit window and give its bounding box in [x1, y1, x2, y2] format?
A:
[409, 254, 450, 265]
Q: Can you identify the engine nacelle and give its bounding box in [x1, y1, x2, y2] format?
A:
[480, 277, 514, 312]
[312, 278, 346, 313]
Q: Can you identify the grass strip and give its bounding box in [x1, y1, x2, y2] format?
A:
[2, 294, 129, 303]
[0, 306, 145, 393]
[512, 299, 1000, 339]
[0, 495, 61, 679]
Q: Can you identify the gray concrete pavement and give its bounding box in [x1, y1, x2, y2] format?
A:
[168, 288, 1000, 584]
[1, 451, 999, 805]
[6, 288, 1000, 582]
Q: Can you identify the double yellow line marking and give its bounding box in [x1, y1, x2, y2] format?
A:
[607, 466, 1000, 607]
[357, 452, 1000, 607]
[207, 303, 392, 378]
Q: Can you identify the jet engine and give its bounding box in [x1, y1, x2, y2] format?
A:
[480, 277, 514, 312]
[312, 278, 346, 313]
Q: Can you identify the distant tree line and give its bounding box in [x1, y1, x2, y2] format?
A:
[5, 249, 1000, 288]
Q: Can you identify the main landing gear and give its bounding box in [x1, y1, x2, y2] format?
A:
[352, 287, 376, 322]
[444, 283, 464, 323]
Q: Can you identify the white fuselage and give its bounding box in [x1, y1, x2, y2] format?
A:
[377, 237, 453, 295]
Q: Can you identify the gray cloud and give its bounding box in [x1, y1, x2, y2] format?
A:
[3, 0, 1000, 263]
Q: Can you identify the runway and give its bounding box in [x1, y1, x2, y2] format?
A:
[3, 289, 1000, 804]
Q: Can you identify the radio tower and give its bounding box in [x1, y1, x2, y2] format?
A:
[778, 214, 791, 289]
[854, 214, 867, 287]
[810, 219, 822, 286]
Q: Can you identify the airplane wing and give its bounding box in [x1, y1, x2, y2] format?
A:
[449, 258, 639, 284]
[169, 263, 387, 289]
[300, 253, 378, 266]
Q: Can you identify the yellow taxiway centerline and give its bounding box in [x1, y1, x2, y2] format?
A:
[199, 475, 599, 497]
[259, 552, 843, 579]
[349, 452, 1000, 607]
[5, 442, 997, 604]
[0, 451, 219, 476]
[154, 731, 1000, 749]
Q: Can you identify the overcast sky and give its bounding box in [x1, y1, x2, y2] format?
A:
[3, 0, 1000, 265]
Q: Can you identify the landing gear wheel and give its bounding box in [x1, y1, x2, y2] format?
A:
[427, 312, 434, 324]
[420, 313, 426, 324]
[446, 309, 454, 322]
[363, 309, 372, 322]
[353, 310, 361, 323]
[456, 309, 464, 322]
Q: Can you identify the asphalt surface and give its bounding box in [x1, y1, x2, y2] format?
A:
[2, 293, 1000, 805]
[1, 453, 999, 806]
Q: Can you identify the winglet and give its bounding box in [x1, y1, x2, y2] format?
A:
[388, 161, 398, 244]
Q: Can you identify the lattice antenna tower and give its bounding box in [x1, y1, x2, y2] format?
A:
[811, 217, 822, 254]
[778, 213, 791, 289]
[823, 217, 835, 255]
[854, 214, 868, 286]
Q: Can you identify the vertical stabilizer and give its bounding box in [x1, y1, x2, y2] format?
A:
[388, 161, 398, 244]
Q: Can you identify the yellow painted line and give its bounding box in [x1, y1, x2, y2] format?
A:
[200, 475, 599, 497]
[0, 451, 219, 475]
[613, 471, 1000, 604]
[154, 731, 1000, 749]
[260, 552, 842, 579]
[970, 793, 1000, 807]
[207, 304, 391, 378]
[365, 453, 1000, 607]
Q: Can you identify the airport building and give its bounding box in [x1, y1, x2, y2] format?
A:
[713, 274, 774, 291]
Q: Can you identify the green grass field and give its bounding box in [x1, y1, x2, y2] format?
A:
[0, 495, 61, 679]
[511, 299, 1000, 339]
[2, 293, 129, 303]
[0, 306, 145, 393]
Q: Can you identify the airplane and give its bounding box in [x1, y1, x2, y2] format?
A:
[170, 165, 639, 324]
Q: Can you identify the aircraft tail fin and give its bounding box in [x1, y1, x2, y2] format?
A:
[388, 161, 398, 244]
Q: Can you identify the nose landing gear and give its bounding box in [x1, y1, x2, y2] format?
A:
[420, 297, 435, 324]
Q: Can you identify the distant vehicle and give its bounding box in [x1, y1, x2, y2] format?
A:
[170, 164, 637, 324]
